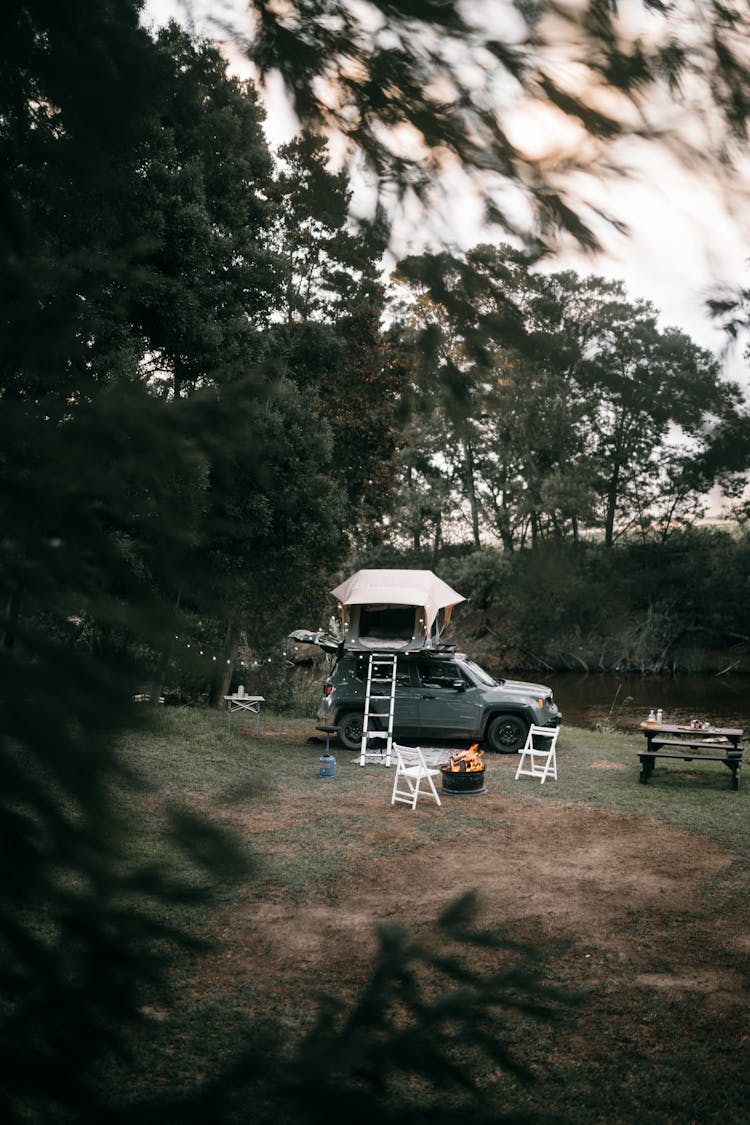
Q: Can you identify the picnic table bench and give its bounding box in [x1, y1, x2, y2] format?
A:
[638, 723, 743, 790]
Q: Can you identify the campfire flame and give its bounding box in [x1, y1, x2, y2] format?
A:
[445, 743, 485, 773]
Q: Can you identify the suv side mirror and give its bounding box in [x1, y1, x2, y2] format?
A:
[452, 680, 466, 692]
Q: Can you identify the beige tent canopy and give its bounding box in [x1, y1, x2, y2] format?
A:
[330, 569, 465, 652]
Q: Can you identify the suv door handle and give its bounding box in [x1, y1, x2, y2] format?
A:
[421, 694, 435, 700]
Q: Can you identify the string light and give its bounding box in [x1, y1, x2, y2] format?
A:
[165, 638, 252, 666]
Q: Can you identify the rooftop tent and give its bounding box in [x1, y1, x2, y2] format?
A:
[330, 569, 466, 652]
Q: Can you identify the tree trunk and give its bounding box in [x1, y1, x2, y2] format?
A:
[604, 467, 620, 548]
[209, 620, 242, 708]
[431, 511, 442, 569]
[498, 521, 515, 553]
[463, 439, 481, 548]
[494, 494, 514, 552]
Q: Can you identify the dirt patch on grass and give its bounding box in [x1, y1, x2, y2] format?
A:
[209, 783, 746, 1016]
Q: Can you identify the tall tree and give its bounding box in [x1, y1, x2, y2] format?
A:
[389, 248, 749, 549]
[133, 22, 280, 397]
[387, 393, 457, 559]
[194, 375, 347, 706]
[268, 132, 377, 324]
[265, 134, 404, 546]
[576, 304, 739, 545]
[387, 253, 522, 550]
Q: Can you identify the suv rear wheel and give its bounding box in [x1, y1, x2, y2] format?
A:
[337, 711, 364, 752]
[486, 713, 527, 753]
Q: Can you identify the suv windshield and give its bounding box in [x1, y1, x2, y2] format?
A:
[462, 658, 498, 687]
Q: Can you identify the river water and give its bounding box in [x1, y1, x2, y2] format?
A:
[538, 672, 750, 733]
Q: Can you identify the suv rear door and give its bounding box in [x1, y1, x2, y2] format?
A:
[390, 657, 421, 736]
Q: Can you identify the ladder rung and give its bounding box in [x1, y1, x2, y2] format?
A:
[360, 653, 397, 766]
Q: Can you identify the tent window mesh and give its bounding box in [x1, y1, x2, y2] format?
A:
[358, 605, 415, 641]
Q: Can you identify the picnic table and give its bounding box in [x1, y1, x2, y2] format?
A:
[638, 722, 743, 790]
[224, 692, 265, 735]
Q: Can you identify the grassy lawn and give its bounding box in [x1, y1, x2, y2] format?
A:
[102, 708, 750, 1122]
[125, 706, 750, 853]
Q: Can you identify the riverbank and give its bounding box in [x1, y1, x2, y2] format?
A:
[541, 671, 750, 733]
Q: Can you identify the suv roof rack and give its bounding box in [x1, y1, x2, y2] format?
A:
[349, 647, 460, 660]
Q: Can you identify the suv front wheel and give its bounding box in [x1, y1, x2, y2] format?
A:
[337, 711, 364, 752]
[486, 713, 527, 753]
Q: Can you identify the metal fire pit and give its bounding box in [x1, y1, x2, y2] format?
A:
[440, 765, 486, 796]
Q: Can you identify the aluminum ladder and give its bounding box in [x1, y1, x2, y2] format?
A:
[359, 653, 397, 766]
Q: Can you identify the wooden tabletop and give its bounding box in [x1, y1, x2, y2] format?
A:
[640, 722, 743, 737]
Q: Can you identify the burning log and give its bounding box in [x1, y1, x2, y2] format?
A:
[441, 743, 486, 795]
[444, 743, 485, 773]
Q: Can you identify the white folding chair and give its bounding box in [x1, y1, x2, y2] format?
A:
[515, 724, 559, 784]
[391, 745, 442, 809]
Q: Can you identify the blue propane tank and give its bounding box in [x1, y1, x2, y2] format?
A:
[319, 753, 336, 778]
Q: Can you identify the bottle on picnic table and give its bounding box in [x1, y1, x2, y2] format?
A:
[647, 709, 656, 722]
[656, 708, 663, 724]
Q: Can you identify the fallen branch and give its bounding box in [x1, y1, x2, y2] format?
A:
[517, 646, 555, 671]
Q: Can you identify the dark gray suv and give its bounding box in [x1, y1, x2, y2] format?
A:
[318, 651, 561, 752]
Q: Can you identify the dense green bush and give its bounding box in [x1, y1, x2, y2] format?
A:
[439, 548, 511, 611]
[356, 528, 750, 675]
[492, 530, 750, 672]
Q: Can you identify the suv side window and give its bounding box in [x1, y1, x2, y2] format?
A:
[395, 660, 414, 687]
[416, 659, 466, 689]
